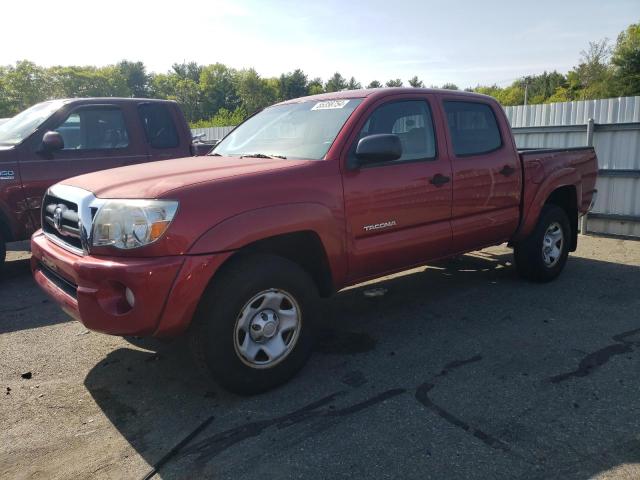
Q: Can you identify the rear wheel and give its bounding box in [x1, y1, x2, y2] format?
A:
[514, 205, 571, 282]
[189, 254, 317, 395]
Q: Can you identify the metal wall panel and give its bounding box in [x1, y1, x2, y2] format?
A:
[507, 96, 640, 237]
[505, 96, 640, 127]
[513, 131, 587, 149]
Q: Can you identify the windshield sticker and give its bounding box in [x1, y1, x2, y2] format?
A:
[0, 170, 15, 180]
[311, 100, 350, 111]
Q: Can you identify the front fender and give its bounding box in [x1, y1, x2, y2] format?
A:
[188, 202, 348, 287]
[513, 167, 581, 242]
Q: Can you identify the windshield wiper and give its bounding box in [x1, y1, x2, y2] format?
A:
[240, 153, 287, 160]
[209, 152, 222, 156]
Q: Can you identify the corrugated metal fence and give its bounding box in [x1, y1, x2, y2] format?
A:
[504, 96, 640, 238]
[191, 126, 235, 143]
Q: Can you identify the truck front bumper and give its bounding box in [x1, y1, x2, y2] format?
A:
[31, 231, 231, 337]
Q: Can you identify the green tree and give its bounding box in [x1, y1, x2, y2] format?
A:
[2, 61, 52, 115]
[171, 62, 202, 83]
[191, 106, 247, 127]
[199, 63, 240, 115]
[49, 65, 129, 98]
[385, 78, 403, 87]
[441, 83, 459, 90]
[117, 60, 149, 97]
[278, 69, 308, 100]
[612, 22, 640, 95]
[408, 76, 424, 87]
[525, 71, 567, 102]
[235, 68, 276, 114]
[367, 80, 382, 88]
[569, 39, 615, 99]
[347, 77, 361, 90]
[325, 72, 348, 92]
[308, 77, 324, 95]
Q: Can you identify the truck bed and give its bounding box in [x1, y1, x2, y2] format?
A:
[516, 145, 598, 244]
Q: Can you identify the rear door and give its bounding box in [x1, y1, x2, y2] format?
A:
[342, 95, 453, 280]
[18, 104, 146, 230]
[441, 98, 521, 252]
[138, 103, 188, 161]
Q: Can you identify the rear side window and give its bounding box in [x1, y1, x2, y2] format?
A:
[352, 100, 436, 164]
[54, 108, 129, 150]
[138, 104, 179, 148]
[444, 101, 502, 156]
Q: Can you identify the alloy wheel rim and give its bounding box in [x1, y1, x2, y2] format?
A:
[542, 222, 564, 267]
[233, 289, 302, 369]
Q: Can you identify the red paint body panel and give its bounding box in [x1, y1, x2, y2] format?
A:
[0, 98, 199, 243]
[30, 88, 599, 338]
[31, 231, 223, 337]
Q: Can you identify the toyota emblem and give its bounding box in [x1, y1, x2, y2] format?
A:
[53, 206, 63, 231]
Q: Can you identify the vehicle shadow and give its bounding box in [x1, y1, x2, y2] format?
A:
[0, 253, 74, 333]
[84, 250, 640, 479]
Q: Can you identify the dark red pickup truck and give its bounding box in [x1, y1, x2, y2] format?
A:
[0, 98, 207, 267]
[31, 89, 598, 393]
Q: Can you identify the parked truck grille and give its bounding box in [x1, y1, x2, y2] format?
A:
[42, 194, 83, 252]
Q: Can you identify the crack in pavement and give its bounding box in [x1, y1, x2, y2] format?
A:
[160, 353, 521, 475]
[413, 354, 512, 453]
[548, 327, 640, 384]
[179, 389, 406, 465]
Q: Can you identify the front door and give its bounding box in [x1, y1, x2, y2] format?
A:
[342, 96, 453, 281]
[19, 105, 147, 231]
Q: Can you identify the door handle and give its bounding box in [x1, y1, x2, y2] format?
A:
[499, 165, 516, 177]
[430, 173, 450, 187]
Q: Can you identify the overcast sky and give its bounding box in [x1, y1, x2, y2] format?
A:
[1, 0, 637, 88]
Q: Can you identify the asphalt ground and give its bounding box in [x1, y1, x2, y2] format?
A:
[1, 235, 640, 479]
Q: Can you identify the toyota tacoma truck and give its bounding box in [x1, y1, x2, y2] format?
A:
[30, 89, 598, 394]
[0, 97, 210, 269]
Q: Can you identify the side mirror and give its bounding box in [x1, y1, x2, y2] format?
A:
[355, 134, 402, 166]
[42, 131, 64, 152]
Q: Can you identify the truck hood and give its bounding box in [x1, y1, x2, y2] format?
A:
[61, 155, 311, 198]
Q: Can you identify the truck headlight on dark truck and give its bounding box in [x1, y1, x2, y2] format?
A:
[92, 199, 178, 249]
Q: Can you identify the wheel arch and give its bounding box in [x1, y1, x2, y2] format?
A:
[220, 230, 335, 297]
[189, 203, 347, 297]
[544, 185, 579, 251]
[513, 167, 581, 247]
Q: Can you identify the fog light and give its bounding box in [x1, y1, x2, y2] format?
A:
[125, 287, 135, 308]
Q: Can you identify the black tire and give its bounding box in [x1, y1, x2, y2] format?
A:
[189, 254, 318, 395]
[514, 205, 571, 282]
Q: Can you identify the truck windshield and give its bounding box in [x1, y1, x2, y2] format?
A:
[212, 99, 363, 160]
[0, 100, 67, 146]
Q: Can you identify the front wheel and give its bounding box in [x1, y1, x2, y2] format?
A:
[514, 205, 571, 282]
[189, 254, 317, 395]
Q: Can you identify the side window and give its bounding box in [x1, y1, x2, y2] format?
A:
[443, 101, 502, 156]
[54, 108, 129, 150]
[138, 104, 179, 148]
[352, 100, 436, 164]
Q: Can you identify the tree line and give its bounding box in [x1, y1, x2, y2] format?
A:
[0, 22, 637, 126]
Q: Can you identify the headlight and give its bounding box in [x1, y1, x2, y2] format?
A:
[91, 199, 178, 249]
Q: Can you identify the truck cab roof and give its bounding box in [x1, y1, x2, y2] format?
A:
[276, 87, 495, 106]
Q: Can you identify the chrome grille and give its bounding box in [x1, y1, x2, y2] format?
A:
[40, 185, 99, 255]
[42, 195, 83, 251]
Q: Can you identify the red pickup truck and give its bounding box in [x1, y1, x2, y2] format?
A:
[31, 89, 598, 394]
[0, 98, 208, 268]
